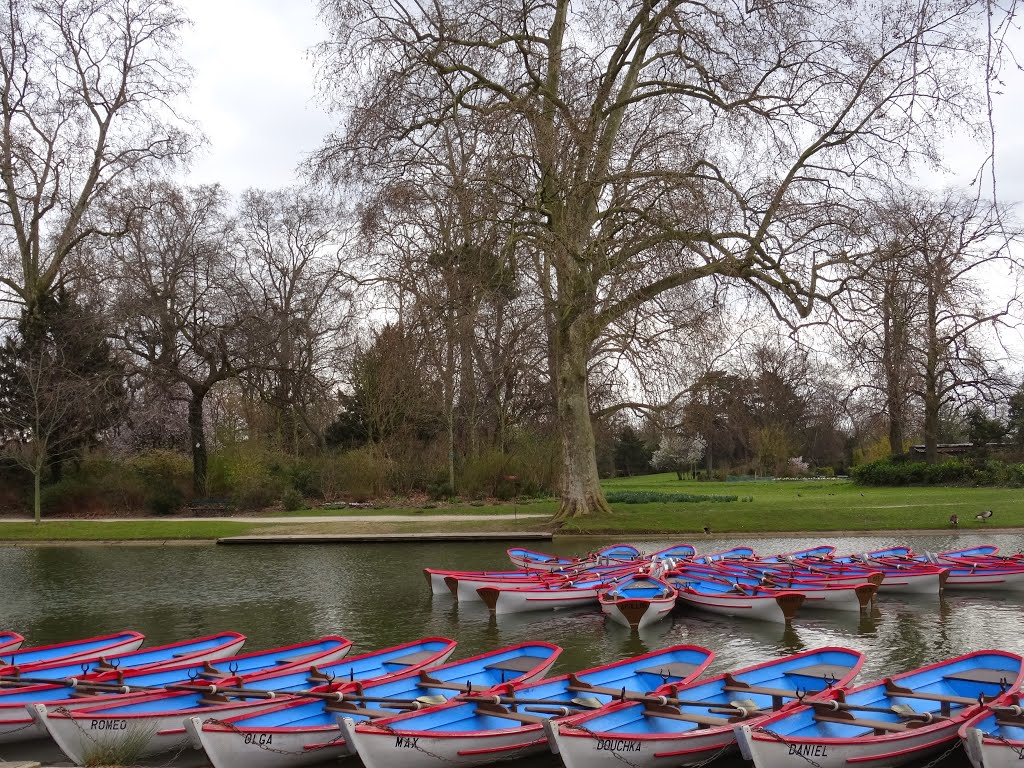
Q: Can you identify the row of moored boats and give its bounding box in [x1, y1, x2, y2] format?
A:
[1, 627, 1023, 767]
[425, 542, 1024, 626]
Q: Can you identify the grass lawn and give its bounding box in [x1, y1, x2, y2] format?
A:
[1, 474, 1020, 541]
[558, 475, 1024, 534]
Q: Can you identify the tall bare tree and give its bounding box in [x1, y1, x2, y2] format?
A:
[234, 188, 357, 453]
[837, 188, 1021, 462]
[109, 183, 250, 495]
[0, 0, 193, 323]
[317, 0, 1015, 519]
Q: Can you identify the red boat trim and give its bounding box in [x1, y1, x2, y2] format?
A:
[654, 738, 731, 758]
[844, 737, 951, 762]
[302, 739, 346, 750]
[457, 737, 546, 755]
[157, 727, 186, 736]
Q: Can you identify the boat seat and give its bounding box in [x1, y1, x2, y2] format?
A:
[642, 704, 729, 727]
[814, 714, 910, 732]
[884, 679, 984, 705]
[385, 650, 439, 666]
[636, 662, 700, 679]
[485, 656, 549, 673]
[942, 668, 1016, 685]
[786, 664, 851, 682]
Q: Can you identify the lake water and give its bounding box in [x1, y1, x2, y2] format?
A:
[2, 531, 1021, 766]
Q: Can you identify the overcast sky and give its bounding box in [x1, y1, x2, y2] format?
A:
[177, 0, 1024, 205]
[178, 0, 332, 194]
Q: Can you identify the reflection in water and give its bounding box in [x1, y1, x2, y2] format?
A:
[3, 533, 1024, 766]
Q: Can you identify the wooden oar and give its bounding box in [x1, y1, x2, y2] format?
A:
[567, 676, 790, 712]
[810, 699, 948, 722]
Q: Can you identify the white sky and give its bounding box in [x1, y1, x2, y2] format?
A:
[176, 0, 1024, 207]
[178, 0, 332, 193]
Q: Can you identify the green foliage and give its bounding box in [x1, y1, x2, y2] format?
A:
[605, 490, 739, 504]
[280, 487, 305, 511]
[613, 425, 653, 476]
[852, 457, 1024, 487]
[212, 446, 288, 509]
[127, 449, 190, 515]
[320, 444, 394, 501]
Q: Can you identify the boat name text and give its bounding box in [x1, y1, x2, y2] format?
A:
[789, 744, 828, 758]
[89, 720, 128, 731]
[597, 739, 641, 752]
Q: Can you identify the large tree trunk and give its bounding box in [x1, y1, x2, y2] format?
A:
[550, 324, 611, 522]
[923, 278, 940, 465]
[188, 387, 209, 496]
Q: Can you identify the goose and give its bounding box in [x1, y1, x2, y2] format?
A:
[949, 514, 959, 528]
[976, 509, 994, 522]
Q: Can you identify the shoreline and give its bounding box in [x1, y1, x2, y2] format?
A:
[0, 525, 1019, 546]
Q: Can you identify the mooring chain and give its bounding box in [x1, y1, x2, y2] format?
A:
[569, 722, 645, 768]
[204, 717, 348, 757]
[368, 721, 460, 765]
[990, 731, 1024, 760]
[916, 737, 964, 768]
[751, 725, 824, 768]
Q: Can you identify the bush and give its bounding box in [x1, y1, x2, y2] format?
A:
[605, 490, 739, 504]
[321, 445, 394, 501]
[280, 487, 305, 511]
[127, 450, 191, 515]
[851, 457, 1024, 486]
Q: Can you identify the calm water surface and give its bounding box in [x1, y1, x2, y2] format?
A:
[2, 531, 1021, 767]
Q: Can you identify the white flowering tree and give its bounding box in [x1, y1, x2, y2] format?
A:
[652, 433, 707, 480]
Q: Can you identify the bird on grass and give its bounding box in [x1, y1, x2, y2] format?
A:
[949, 514, 959, 528]
[702, 526, 712, 535]
[976, 510, 994, 523]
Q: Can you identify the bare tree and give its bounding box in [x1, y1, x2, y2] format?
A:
[317, 0, 1012, 519]
[0, 0, 193, 322]
[234, 188, 357, 453]
[0, 307, 122, 521]
[109, 183, 251, 495]
[837, 188, 1022, 462]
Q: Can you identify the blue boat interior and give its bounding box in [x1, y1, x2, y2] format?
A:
[765, 652, 1021, 739]
[223, 644, 558, 730]
[0, 632, 140, 667]
[567, 649, 863, 737]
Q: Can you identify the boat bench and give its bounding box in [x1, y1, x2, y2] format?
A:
[485, 656, 550, 673]
[187, 497, 233, 516]
[943, 668, 1016, 685]
[814, 713, 909, 733]
[385, 650, 442, 667]
[786, 664, 850, 682]
[635, 662, 701, 680]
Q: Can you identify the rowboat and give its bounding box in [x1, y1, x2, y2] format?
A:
[0, 633, 24, 654]
[424, 568, 560, 595]
[696, 546, 755, 564]
[649, 544, 696, 561]
[549, 646, 864, 768]
[506, 548, 581, 571]
[666, 571, 805, 623]
[187, 642, 562, 768]
[35, 637, 457, 764]
[736, 649, 1024, 767]
[443, 562, 634, 601]
[868, 548, 1024, 591]
[0, 632, 246, 743]
[696, 567, 876, 613]
[1, 631, 245, 680]
[961, 693, 1024, 768]
[477, 569, 637, 614]
[599, 574, 678, 630]
[0, 631, 145, 670]
[341, 644, 714, 768]
[758, 545, 837, 563]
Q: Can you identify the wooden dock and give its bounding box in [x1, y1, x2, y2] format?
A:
[217, 531, 553, 545]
